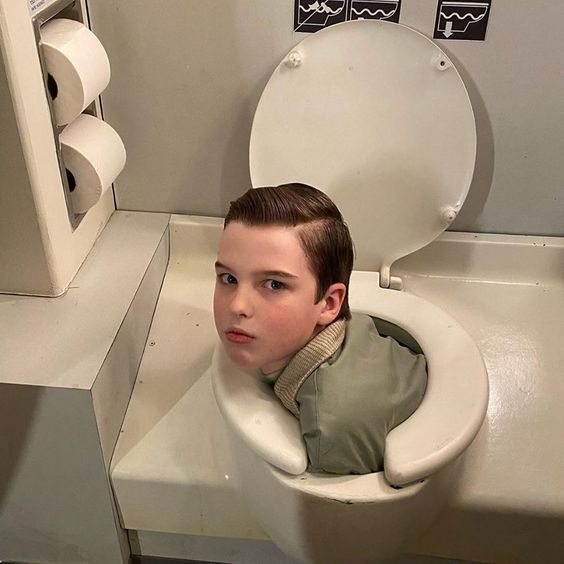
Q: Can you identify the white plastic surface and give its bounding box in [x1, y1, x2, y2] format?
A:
[110, 217, 564, 562]
[212, 271, 488, 486]
[212, 346, 308, 475]
[109, 214, 564, 562]
[250, 20, 477, 275]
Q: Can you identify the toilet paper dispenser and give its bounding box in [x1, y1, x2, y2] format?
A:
[30, 0, 122, 227]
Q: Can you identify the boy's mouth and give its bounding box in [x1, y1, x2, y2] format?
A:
[225, 328, 255, 344]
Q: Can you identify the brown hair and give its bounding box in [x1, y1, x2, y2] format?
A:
[224, 183, 354, 320]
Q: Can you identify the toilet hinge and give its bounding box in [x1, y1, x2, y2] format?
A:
[379, 266, 403, 291]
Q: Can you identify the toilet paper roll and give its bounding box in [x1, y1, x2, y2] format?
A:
[40, 18, 110, 126]
[60, 114, 126, 214]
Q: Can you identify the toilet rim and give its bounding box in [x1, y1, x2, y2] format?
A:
[349, 271, 488, 486]
[212, 270, 489, 488]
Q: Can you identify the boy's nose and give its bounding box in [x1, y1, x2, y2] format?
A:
[230, 287, 253, 318]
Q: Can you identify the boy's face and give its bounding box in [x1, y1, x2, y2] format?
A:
[214, 222, 330, 374]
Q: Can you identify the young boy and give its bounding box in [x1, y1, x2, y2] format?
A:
[213, 183, 427, 475]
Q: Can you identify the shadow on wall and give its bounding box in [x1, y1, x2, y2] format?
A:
[443, 49, 495, 232]
[218, 79, 264, 215]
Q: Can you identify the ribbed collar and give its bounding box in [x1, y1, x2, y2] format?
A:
[273, 319, 347, 417]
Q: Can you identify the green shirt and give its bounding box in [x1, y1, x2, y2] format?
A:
[264, 313, 427, 475]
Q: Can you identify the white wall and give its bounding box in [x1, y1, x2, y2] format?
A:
[0, 48, 53, 292]
[89, 0, 564, 236]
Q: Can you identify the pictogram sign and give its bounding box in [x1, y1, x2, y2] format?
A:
[294, 0, 402, 33]
[433, 1, 492, 41]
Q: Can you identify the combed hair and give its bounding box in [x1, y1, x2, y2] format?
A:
[224, 183, 354, 320]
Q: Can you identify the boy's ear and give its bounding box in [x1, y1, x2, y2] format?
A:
[317, 283, 347, 326]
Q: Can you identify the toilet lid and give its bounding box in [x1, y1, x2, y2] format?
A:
[250, 20, 476, 279]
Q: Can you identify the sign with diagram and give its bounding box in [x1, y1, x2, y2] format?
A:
[294, 0, 402, 33]
[28, 0, 58, 15]
[433, 1, 492, 41]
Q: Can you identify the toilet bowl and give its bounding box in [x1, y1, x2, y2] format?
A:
[212, 20, 489, 563]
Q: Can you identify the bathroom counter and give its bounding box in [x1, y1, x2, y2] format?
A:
[111, 215, 564, 563]
[0, 210, 171, 564]
[0, 211, 170, 389]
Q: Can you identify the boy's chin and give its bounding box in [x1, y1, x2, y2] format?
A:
[221, 342, 290, 374]
[223, 346, 261, 371]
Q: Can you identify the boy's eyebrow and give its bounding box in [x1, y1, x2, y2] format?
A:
[261, 270, 299, 279]
[214, 261, 298, 279]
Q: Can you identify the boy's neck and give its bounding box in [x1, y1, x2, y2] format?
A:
[261, 321, 336, 375]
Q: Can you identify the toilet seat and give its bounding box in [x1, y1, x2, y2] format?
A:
[345, 271, 487, 486]
[213, 272, 488, 487]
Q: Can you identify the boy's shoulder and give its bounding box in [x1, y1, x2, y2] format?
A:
[298, 313, 427, 474]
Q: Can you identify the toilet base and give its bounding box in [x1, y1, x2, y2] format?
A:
[230, 430, 460, 564]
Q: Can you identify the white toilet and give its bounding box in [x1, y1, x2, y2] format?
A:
[212, 20, 489, 563]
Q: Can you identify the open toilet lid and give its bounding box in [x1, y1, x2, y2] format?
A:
[250, 20, 476, 277]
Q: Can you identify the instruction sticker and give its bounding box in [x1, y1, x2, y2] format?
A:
[433, 1, 492, 40]
[294, 0, 402, 33]
[349, 1, 401, 23]
[28, 0, 58, 15]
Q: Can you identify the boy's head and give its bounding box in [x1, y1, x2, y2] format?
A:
[213, 183, 354, 373]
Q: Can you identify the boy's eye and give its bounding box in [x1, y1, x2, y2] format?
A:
[264, 279, 285, 291]
[219, 273, 237, 285]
